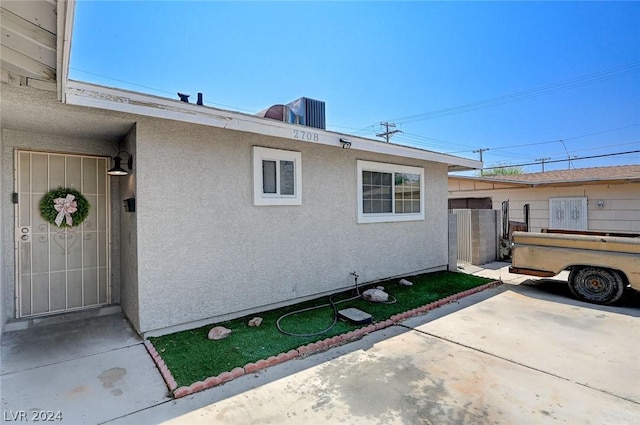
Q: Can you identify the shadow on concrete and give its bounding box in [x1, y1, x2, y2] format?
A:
[477, 261, 512, 271]
[510, 278, 640, 317]
[1, 313, 142, 375]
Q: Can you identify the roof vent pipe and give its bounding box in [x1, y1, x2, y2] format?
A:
[197, 93, 203, 106]
[178, 92, 190, 102]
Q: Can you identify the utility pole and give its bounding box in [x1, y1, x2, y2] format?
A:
[376, 122, 402, 143]
[535, 157, 551, 172]
[473, 148, 489, 176]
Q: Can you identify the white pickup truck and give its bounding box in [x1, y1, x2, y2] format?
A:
[509, 229, 640, 304]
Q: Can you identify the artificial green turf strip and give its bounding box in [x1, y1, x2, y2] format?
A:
[149, 271, 492, 387]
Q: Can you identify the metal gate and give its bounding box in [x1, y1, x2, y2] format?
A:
[15, 150, 111, 318]
[453, 209, 472, 264]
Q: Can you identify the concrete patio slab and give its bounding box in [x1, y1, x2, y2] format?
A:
[1, 313, 140, 375]
[1, 314, 168, 424]
[109, 282, 639, 425]
[419, 287, 640, 404]
[2, 344, 167, 424]
[157, 321, 638, 425]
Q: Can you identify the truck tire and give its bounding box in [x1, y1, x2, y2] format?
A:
[568, 267, 625, 305]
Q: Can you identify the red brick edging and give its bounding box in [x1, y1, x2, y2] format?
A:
[144, 340, 178, 392]
[144, 280, 501, 398]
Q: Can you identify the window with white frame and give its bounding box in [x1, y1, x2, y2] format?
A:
[253, 147, 302, 206]
[357, 160, 425, 223]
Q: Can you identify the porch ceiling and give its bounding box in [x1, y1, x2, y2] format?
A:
[2, 85, 135, 142]
[0, 1, 57, 82]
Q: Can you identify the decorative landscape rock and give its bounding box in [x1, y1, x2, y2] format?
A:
[208, 326, 232, 340]
[376, 286, 385, 290]
[362, 288, 389, 302]
[399, 279, 414, 286]
[248, 317, 263, 327]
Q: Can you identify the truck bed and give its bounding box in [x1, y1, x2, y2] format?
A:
[512, 231, 640, 255]
[509, 230, 640, 291]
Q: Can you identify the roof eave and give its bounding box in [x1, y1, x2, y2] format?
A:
[449, 174, 640, 187]
[529, 177, 640, 187]
[449, 175, 531, 186]
[447, 162, 483, 173]
[63, 80, 481, 171]
[56, 0, 75, 102]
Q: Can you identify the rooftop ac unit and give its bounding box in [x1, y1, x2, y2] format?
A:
[257, 97, 326, 130]
[286, 97, 326, 130]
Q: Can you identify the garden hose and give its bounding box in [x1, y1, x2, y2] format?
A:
[276, 272, 397, 337]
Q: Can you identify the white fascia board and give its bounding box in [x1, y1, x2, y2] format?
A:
[64, 80, 481, 171]
[57, 0, 75, 102]
[449, 174, 640, 187]
[449, 175, 529, 187]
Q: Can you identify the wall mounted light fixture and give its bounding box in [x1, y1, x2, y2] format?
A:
[107, 151, 133, 176]
[340, 138, 352, 149]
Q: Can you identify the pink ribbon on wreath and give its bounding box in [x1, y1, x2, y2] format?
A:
[53, 194, 78, 227]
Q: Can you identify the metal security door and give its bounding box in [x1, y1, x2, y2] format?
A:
[15, 151, 110, 317]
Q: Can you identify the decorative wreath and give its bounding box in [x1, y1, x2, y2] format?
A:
[39, 187, 90, 228]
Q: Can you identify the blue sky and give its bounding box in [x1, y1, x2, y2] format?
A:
[69, 1, 640, 173]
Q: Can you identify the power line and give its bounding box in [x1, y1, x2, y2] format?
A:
[387, 133, 639, 170]
[448, 139, 559, 154]
[394, 132, 477, 151]
[347, 124, 375, 135]
[446, 124, 640, 154]
[562, 123, 640, 142]
[384, 62, 640, 125]
[483, 149, 640, 171]
[495, 125, 640, 152]
[559, 140, 572, 169]
[483, 140, 640, 166]
[567, 141, 640, 154]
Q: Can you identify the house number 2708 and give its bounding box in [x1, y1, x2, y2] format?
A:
[293, 130, 319, 142]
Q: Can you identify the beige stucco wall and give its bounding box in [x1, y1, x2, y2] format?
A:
[449, 180, 640, 233]
[118, 126, 139, 331]
[1, 81, 453, 336]
[133, 118, 449, 335]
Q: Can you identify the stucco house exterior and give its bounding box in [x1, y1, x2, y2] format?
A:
[449, 165, 640, 234]
[1, 1, 480, 337]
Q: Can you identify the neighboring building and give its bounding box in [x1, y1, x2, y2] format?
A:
[0, 1, 480, 336]
[449, 166, 640, 233]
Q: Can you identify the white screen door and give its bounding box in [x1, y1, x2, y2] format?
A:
[15, 151, 110, 317]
